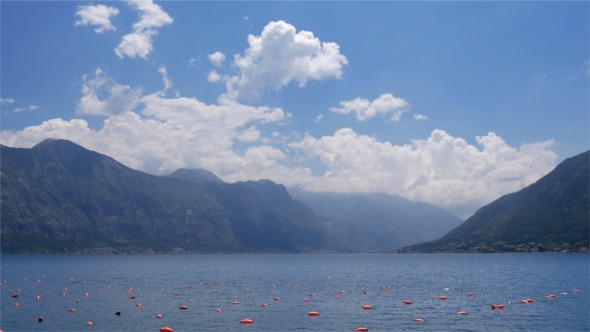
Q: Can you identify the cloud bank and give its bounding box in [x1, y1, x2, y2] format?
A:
[0, 69, 557, 217]
[0, 19, 559, 218]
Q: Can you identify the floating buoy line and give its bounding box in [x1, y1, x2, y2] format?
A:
[3, 274, 581, 331]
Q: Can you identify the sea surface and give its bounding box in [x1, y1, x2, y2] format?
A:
[1, 253, 588, 332]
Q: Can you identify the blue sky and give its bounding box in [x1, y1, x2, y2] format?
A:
[1, 1, 588, 218]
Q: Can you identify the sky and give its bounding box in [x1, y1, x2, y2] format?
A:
[1, 1, 588, 219]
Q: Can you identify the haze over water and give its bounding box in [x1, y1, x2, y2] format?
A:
[2, 253, 588, 331]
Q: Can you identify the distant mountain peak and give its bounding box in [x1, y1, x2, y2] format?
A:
[168, 168, 225, 184]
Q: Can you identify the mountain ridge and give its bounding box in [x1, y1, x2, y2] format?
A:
[398, 150, 590, 253]
[1, 139, 461, 253]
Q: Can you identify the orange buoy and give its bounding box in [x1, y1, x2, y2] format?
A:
[129, 295, 136, 299]
[13, 303, 19, 307]
[307, 311, 320, 317]
[68, 308, 76, 312]
[438, 296, 448, 300]
[356, 328, 369, 331]
[457, 311, 469, 315]
[38, 316, 44, 323]
[521, 299, 535, 303]
[135, 303, 142, 307]
[491, 304, 505, 310]
[179, 305, 187, 310]
[240, 319, 253, 324]
[35, 295, 41, 300]
[544, 294, 557, 299]
[156, 313, 163, 319]
[274, 297, 281, 301]
[85, 321, 93, 326]
[414, 318, 424, 323]
[467, 292, 476, 297]
[160, 327, 173, 332]
[304, 298, 309, 302]
[362, 305, 372, 310]
[403, 300, 412, 305]
[11, 294, 19, 298]
[232, 301, 240, 305]
[261, 303, 268, 307]
[215, 308, 222, 313]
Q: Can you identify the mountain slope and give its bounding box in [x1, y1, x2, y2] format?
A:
[0, 139, 324, 253]
[289, 190, 462, 252]
[400, 150, 590, 253]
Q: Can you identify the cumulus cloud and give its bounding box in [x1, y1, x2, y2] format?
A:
[1, 98, 15, 104]
[77, 68, 142, 116]
[75, 4, 119, 33]
[331, 93, 409, 122]
[207, 70, 222, 83]
[115, 0, 173, 59]
[289, 128, 557, 218]
[413, 113, 428, 121]
[225, 20, 348, 101]
[0, 118, 94, 147]
[208, 51, 226, 67]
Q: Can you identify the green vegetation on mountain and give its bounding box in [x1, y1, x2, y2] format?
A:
[0, 139, 323, 253]
[400, 150, 590, 253]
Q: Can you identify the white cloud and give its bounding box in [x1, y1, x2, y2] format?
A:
[77, 68, 142, 116]
[314, 114, 324, 123]
[115, 0, 173, 59]
[225, 20, 348, 102]
[235, 125, 261, 142]
[331, 93, 409, 122]
[14, 105, 39, 113]
[413, 113, 428, 121]
[207, 70, 222, 83]
[158, 65, 172, 91]
[0, 118, 94, 148]
[75, 4, 119, 34]
[1, 98, 15, 104]
[289, 128, 557, 218]
[208, 51, 226, 67]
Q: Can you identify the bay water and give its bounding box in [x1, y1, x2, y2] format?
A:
[2, 253, 588, 331]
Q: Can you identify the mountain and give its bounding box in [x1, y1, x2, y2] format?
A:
[0, 138, 475, 254]
[289, 190, 462, 252]
[169, 168, 225, 184]
[399, 150, 590, 253]
[0, 139, 324, 253]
